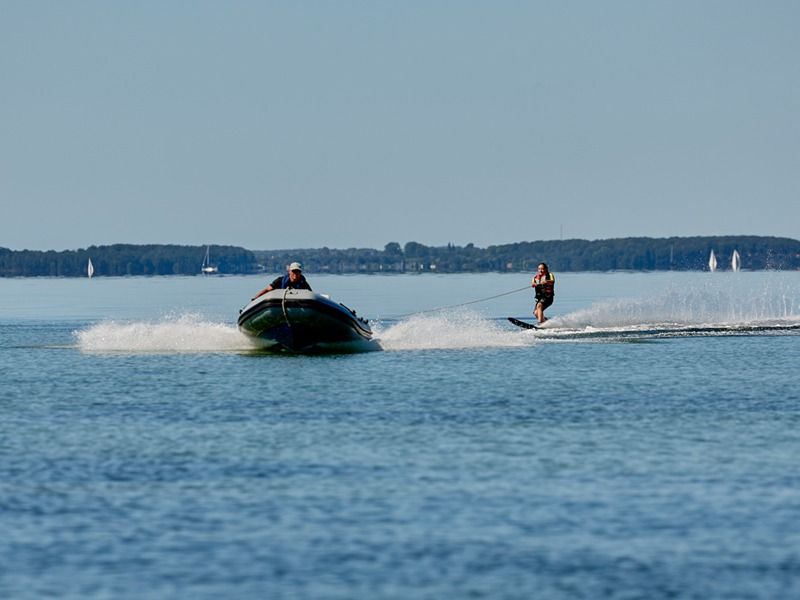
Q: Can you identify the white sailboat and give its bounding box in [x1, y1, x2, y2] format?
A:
[87, 258, 94, 278]
[201, 246, 219, 274]
[731, 249, 741, 272]
[708, 250, 717, 272]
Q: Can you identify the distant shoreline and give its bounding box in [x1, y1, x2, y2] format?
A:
[2, 236, 799, 277]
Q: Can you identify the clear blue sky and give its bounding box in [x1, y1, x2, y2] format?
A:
[2, 1, 798, 251]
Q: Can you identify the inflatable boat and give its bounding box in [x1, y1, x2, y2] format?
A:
[237, 288, 374, 353]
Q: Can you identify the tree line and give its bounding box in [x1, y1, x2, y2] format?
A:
[0, 245, 256, 277]
[1, 236, 799, 277]
[255, 236, 800, 273]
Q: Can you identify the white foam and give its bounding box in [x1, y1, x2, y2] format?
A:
[374, 309, 533, 351]
[76, 313, 257, 353]
[548, 279, 800, 331]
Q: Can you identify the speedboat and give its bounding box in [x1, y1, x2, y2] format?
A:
[237, 288, 375, 353]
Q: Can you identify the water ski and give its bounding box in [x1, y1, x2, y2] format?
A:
[508, 317, 539, 330]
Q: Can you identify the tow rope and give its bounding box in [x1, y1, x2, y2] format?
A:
[392, 285, 530, 319]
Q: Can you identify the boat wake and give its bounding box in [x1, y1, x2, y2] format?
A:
[74, 310, 528, 354]
[532, 286, 800, 340]
[373, 310, 530, 351]
[76, 313, 257, 353]
[529, 319, 800, 341]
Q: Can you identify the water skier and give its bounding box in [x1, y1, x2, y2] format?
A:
[532, 262, 555, 323]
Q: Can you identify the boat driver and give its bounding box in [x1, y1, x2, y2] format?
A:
[251, 262, 312, 300]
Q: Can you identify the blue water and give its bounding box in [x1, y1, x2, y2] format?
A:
[2, 272, 800, 599]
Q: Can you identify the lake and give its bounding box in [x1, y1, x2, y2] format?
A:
[2, 271, 800, 599]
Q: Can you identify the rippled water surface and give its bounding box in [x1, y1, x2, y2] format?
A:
[2, 272, 800, 599]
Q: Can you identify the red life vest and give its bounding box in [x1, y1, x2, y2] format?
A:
[532, 272, 555, 299]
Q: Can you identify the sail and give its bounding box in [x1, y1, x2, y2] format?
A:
[87, 258, 94, 278]
[201, 245, 218, 274]
[731, 250, 741, 272]
[708, 250, 717, 272]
